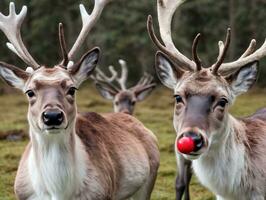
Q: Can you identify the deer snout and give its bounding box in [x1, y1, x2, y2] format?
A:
[176, 131, 205, 155]
[42, 110, 64, 127]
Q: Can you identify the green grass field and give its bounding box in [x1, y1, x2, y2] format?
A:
[0, 83, 266, 200]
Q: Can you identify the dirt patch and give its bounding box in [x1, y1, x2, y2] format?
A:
[0, 129, 27, 141]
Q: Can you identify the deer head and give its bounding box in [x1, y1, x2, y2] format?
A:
[91, 59, 156, 114]
[0, 1, 110, 136]
[148, 0, 266, 159]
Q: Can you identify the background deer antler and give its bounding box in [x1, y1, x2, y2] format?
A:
[129, 72, 156, 92]
[91, 66, 120, 92]
[92, 59, 155, 93]
[0, 2, 39, 68]
[91, 59, 128, 91]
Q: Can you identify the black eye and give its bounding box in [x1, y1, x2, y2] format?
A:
[67, 87, 77, 96]
[115, 101, 119, 106]
[26, 90, 35, 98]
[217, 98, 228, 108]
[174, 95, 183, 104]
[131, 101, 136, 106]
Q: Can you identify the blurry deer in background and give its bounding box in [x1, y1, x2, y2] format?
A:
[148, 0, 266, 199]
[91, 59, 156, 115]
[0, 2, 160, 199]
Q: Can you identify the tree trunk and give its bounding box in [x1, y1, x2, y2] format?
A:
[229, 0, 236, 60]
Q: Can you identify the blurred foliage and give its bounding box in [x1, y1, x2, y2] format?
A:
[0, 0, 266, 85]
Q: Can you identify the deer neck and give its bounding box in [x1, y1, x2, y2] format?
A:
[27, 119, 88, 198]
[193, 114, 247, 196]
[206, 114, 246, 157]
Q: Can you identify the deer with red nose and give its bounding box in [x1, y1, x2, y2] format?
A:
[148, 0, 266, 199]
[91, 59, 156, 115]
[0, 2, 160, 200]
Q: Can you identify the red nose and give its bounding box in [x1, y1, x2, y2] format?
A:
[177, 137, 195, 154]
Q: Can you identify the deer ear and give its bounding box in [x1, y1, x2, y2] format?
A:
[155, 51, 184, 90]
[134, 84, 156, 101]
[95, 83, 117, 100]
[0, 62, 29, 90]
[69, 47, 100, 87]
[226, 61, 258, 96]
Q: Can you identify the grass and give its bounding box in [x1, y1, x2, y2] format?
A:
[1, 83, 266, 200]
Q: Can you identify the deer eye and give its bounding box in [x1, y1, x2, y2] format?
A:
[216, 98, 228, 108]
[174, 95, 183, 104]
[67, 87, 77, 96]
[131, 101, 136, 106]
[26, 90, 35, 98]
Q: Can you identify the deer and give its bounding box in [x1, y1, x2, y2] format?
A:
[0, 2, 160, 200]
[91, 59, 156, 115]
[147, 0, 266, 199]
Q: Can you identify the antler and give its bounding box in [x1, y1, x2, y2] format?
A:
[68, 0, 112, 61]
[136, 72, 154, 86]
[0, 2, 39, 68]
[114, 59, 128, 90]
[212, 28, 231, 75]
[92, 59, 128, 91]
[218, 38, 266, 76]
[130, 72, 156, 91]
[147, 0, 196, 71]
[59, 23, 69, 67]
[91, 66, 120, 91]
[192, 33, 202, 71]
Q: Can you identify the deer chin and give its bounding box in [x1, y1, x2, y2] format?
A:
[42, 123, 69, 135]
[181, 146, 208, 160]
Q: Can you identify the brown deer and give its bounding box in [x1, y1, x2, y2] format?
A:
[0, 2, 160, 200]
[91, 59, 156, 115]
[147, 0, 266, 199]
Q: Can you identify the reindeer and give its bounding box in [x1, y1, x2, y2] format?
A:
[91, 59, 156, 115]
[147, 0, 266, 199]
[0, 2, 160, 200]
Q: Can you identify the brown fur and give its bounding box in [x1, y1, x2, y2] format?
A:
[14, 111, 159, 200]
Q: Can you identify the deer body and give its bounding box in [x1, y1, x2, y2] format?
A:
[15, 112, 158, 200]
[192, 113, 266, 200]
[0, 2, 159, 200]
[148, 0, 266, 199]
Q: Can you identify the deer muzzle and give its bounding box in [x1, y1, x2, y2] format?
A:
[42, 109, 64, 128]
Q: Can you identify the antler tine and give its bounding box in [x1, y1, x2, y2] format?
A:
[136, 73, 149, 86]
[59, 23, 69, 67]
[212, 28, 231, 75]
[0, 2, 39, 68]
[92, 77, 119, 93]
[147, 16, 194, 71]
[156, 0, 196, 71]
[96, 66, 117, 82]
[130, 73, 155, 91]
[142, 73, 154, 85]
[116, 59, 128, 90]
[68, 0, 111, 61]
[238, 39, 256, 59]
[92, 67, 120, 91]
[218, 39, 266, 76]
[217, 41, 225, 61]
[192, 33, 202, 71]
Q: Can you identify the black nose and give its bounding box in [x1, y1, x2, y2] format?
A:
[42, 110, 64, 126]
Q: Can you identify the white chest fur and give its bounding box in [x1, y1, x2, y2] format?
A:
[28, 133, 88, 200]
[192, 136, 246, 199]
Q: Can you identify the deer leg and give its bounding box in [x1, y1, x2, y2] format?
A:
[183, 160, 192, 200]
[175, 155, 186, 200]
